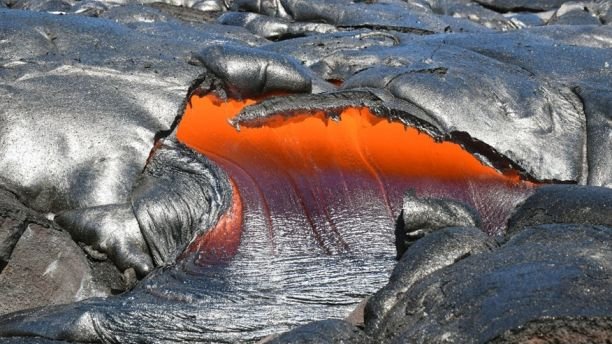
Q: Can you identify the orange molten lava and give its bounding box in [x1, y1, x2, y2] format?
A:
[176, 94, 533, 259]
[177, 95, 517, 182]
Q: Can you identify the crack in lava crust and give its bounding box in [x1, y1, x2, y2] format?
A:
[177, 94, 535, 253]
[169, 93, 536, 338]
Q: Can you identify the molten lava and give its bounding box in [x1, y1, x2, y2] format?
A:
[177, 94, 534, 261]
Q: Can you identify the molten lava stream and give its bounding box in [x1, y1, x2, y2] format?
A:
[177, 94, 535, 263]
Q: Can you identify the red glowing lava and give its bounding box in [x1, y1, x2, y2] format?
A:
[178, 95, 525, 180]
[176, 94, 535, 260]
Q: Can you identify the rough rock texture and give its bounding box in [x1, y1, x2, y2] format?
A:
[366, 226, 495, 336]
[0, 224, 104, 315]
[0, 188, 50, 270]
[0, 187, 126, 315]
[507, 185, 612, 235]
[265, 319, 372, 344]
[375, 224, 611, 343]
[490, 316, 612, 344]
[0, 338, 70, 344]
[218, 11, 337, 39]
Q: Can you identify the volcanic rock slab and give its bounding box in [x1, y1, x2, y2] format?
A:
[0, 224, 104, 315]
[507, 184, 612, 235]
[372, 223, 611, 343]
[0, 188, 46, 269]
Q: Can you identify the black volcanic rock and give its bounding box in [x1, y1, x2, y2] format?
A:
[369, 223, 612, 343]
[265, 319, 372, 344]
[395, 192, 481, 258]
[0, 224, 105, 315]
[0, 187, 125, 314]
[506, 185, 612, 235]
[473, 0, 575, 12]
[366, 226, 494, 336]
[489, 316, 612, 343]
[0, 188, 48, 270]
[0, 338, 70, 344]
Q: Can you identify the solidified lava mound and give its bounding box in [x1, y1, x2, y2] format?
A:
[0, 0, 611, 343]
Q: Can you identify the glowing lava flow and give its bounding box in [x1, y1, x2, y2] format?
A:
[177, 94, 535, 261]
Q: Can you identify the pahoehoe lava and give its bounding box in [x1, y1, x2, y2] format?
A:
[0, 0, 611, 343]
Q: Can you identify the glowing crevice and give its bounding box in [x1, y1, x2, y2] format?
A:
[176, 94, 536, 262]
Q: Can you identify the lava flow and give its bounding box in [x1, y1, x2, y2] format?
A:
[177, 93, 535, 262]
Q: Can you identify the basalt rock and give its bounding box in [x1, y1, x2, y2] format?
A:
[0, 187, 51, 270]
[218, 11, 337, 39]
[366, 226, 495, 336]
[265, 319, 372, 344]
[0, 224, 105, 315]
[506, 185, 612, 236]
[0, 338, 70, 344]
[395, 192, 482, 257]
[489, 316, 612, 344]
[0, 187, 125, 313]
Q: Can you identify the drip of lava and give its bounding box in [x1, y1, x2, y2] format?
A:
[172, 93, 536, 338]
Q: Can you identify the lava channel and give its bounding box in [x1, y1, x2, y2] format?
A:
[176, 94, 536, 263]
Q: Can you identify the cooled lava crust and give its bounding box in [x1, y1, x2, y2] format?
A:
[0, 0, 611, 343]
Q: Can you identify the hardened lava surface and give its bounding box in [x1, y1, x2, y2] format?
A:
[0, 0, 611, 343]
